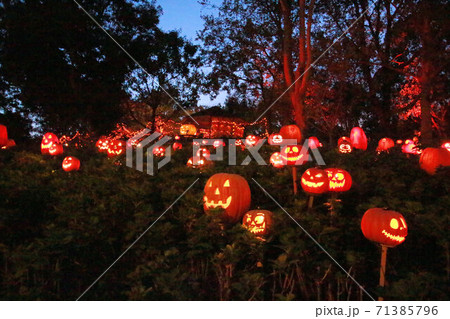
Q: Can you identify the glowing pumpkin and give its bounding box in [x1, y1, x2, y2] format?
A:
[62, 156, 80, 172]
[350, 127, 367, 150]
[308, 136, 322, 149]
[376, 138, 395, 152]
[203, 173, 251, 223]
[402, 139, 420, 155]
[180, 124, 197, 136]
[337, 137, 352, 153]
[196, 148, 210, 159]
[361, 208, 407, 247]
[245, 135, 258, 147]
[152, 146, 166, 157]
[96, 137, 109, 152]
[280, 124, 302, 143]
[325, 168, 352, 192]
[49, 143, 63, 156]
[187, 156, 212, 168]
[107, 140, 125, 158]
[0, 124, 8, 147]
[213, 140, 225, 148]
[41, 133, 59, 154]
[441, 142, 450, 152]
[280, 145, 308, 165]
[268, 133, 283, 145]
[174, 135, 180, 140]
[172, 142, 182, 151]
[301, 168, 329, 195]
[242, 210, 273, 236]
[419, 147, 450, 175]
[270, 152, 285, 168]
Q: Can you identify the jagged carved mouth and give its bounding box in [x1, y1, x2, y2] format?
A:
[204, 196, 232, 209]
[248, 224, 266, 234]
[62, 163, 71, 169]
[329, 180, 345, 189]
[301, 178, 324, 188]
[382, 230, 405, 243]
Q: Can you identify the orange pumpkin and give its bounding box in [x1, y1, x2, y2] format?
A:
[180, 124, 197, 136]
[376, 138, 395, 152]
[245, 135, 258, 146]
[49, 143, 64, 156]
[196, 148, 210, 159]
[0, 124, 8, 147]
[41, 133, 59, 154]
[172, 142, 183, 151]
[96, 137, 110, 152]
[268, 133, 283, 145]
[203, 173, 251, 223]
[242, 210, 273, 236]
[361, 208, 407, 247]
[419, 147, 450, 175]
[301, 168, 329, 195]
[441, 141, 450, 152]
[270, 152, 285, 168]
[337, 137, 352, 153]
[350, 127, 367, 150]
[280, 124, 302, 143]
[325, 168, 352, 192]
[152, 146, 166, 157]
[62, 156, 81, 172]
[280, 145, 308, 165]
[107, 140, 125, 158]
[308, 136, 322, 149]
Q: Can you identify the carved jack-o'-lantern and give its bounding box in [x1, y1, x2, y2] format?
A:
[203, 173, 251, 223]
[242, 210, 273, 236]
[301, 168, 329, 195]
[245, 135, 258, 147]
[187, 156, 212, 168]
[62, 156, 80, 172]
[441, 142, 450, 152]
[268, 134, 283, 145]
[402, 139, 420, 155]
[172, 142, 182, 151]
[308, 136, 322, 149]
[361, 208, 407, 247]
[49, 143, 63, 156]
[41, 133, 59, 154]
[280, 124, 302, 143]
[338, 137, 352, 154]
[270, 152, 285, 168]
[376, 138, 395, 152]
[419, 147, 450, 175]
[180, 124, 197, 136]
[325, 168, 352, 192]
[280, 145, 307, 165]
[0, 124, 8, 147]
[152, 146, 166, 157]
[107, 140, 125, 158]
[350, 127, 367, 150]
[96, 137, 110, 152]
[213, 140, 225, 148]
[196, 147, 210, 159]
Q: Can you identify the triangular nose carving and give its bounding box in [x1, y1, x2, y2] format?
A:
[215, 188, 220, 195]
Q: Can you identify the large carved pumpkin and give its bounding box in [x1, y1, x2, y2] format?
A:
[301, 168, 329, 195]
[0, 124, 8, 147]
[325, 168, 352, 192]
[41, 133, 59, 154]
[361, 208, 407, 247]
[419, 147, 450, 175]
[180, 124, 197, 136]
[280, 124, 302, 143]
[242, 210, 273, 236]
[350, 127, 367, 150]
[376, 138, 395, 152]
[203, 173, 251, 223]
[280, 145, 308, 165]
[62, 156, 81, 172]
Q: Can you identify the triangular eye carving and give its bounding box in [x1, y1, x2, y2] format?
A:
[224, 180, 230, 187]
[208, 181, 212, 187]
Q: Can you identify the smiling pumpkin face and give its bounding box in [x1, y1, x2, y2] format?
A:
[280, 145, 308, 165]
[245, 135, 258, 147]
[325, 168, 352, 192]
[242, 210, 273, 236]
[107, 140, 124, 158]
[270, 152, 285, 168]
[301, 168, 329, 194]
[62, 156, 80, 172]
[361, 208, 408, 247]
[41, 133, 59, 154]
[268, 134, 283, 145]
[203, 173, 251, 223]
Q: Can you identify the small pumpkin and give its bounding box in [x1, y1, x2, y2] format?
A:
[172, 142, 183, 151]
[270, 152, 285, 168]
[376, 138, 395, 152]
[308, 136, 322, 149]
[280, 124, 302, 143]
[180, 124, 197, 136]
[245, 135, 258, 147]
[325, 168, 352, 192]
[419, 147, 450, 175]
[152, 146, 166, 157]
[350, 127, 367, 150]
[49, 143, 64, 156]
[213, 140, 225, 148]
[187, 156, 212, 168]
[301, 168, 329, 195]
[361, 208, 407, 247]
[337, 137, 352, 154]
[96, 137, 110, 152]
[268, 133, 283, 145]
[107, 140, 125, 158]
[41, 133, 59, 154]
[62, 156, 81, 172]
[402, 139, 420, 155]
[203, 173, 251, 223]
[242, 210, 273, 236]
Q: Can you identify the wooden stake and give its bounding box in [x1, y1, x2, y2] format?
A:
[330, 193, 338, 216]
[378, 245, 388, 301]
[292, 166, 298, 195]
[308, 195, 314, 209]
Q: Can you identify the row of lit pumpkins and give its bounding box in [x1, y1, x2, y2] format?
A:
[205, 173, 407, 247]
[41, 133, 81, 172]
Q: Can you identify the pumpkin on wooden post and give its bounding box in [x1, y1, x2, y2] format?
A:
[203, 173, 251, 223]
[301, 168, 329, 210]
